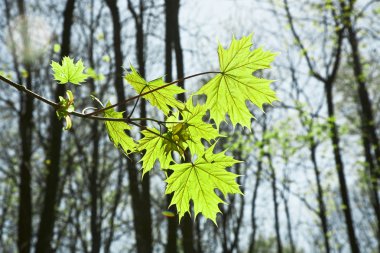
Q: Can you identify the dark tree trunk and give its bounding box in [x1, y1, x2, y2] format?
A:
[104, 1, 151, 252]
[104, 0, 125, 105]
[104, 163, 124, 253]
[165, 0, 177, 251]
[325, 83, 360, 253]
[128, 0, 153, 252]
[164, 0, 193, 252]
[172, 0, 185, 95]
[18, 69, 33, 253]
[248, 158, 263, 253]
[310, 140, 331, 253]
[248, 122, 266, 253]
[337, 0, 380, 247]
[15, 0, 33, 252]
[166, 1, 195, 252]
[35, 1, 75, 252]
[229, 154, 245, 253]
[283, 1, 360, 251]
[88, 2, 102, 252]
[267, 153, 283, 253]
[281, 191, 295, 253]
[345, 15, 380, 247]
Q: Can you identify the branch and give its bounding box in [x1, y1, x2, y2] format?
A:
[85, 71, 220, 116]
[0, 74, 59, 109]
[283, 0, 326, 82]
[0, 71, 219, 123]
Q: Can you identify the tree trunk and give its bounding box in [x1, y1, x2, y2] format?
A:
[104, 1, 152, 252]
[346, 19, 380, 248]
[167, 1, 195, 251]
[325, 83, 360, 253]
[88, 2, 102, 251]
[35, 1, 75, 252]
[248, 158, 263, 253]
[15, 0, 33, 252]
[281, 190, 295, 253]
[310, 140, 331, 253]
[128, 1, 153, 251]
[248, 122, 266, 253]
[267, 153, 283, 253]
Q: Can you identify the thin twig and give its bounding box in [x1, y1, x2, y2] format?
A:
[84, 71, 220, 116]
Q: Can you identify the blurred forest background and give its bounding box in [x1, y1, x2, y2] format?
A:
[0, 0, 379, 252]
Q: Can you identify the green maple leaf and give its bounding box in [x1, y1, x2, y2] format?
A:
[104, 103, 136, 154]
[125, 64, 185, 115]
[51, 56, 88, 85]
[138, 128, 174, 176]
[196, 34, 278, 128]
[168, 99, 220, 154]
[165, 144, 242, 223]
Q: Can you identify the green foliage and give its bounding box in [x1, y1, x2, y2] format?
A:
[125, 65, 185, 115]
[165, 144, 242, 223]
[169, 100, 220, 153]
[104, 103, 136, 154]
[51, 56, 88, 85]
[196, 34, 278, 128]
[49, 34, 277, 224]
[138, 128, 174, 175]
[56, 90, 74, 130]
[53, 43, 61, 53]
[86, 67, 105, 81]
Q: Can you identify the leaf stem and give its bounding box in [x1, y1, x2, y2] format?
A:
[0, 70, 219, 123]
[84, 71, 220, 116]
[0, 74, 59, 109]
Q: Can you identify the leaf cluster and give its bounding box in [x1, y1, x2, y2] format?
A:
[50, 35, 278, 223]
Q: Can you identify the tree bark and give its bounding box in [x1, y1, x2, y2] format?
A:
[310, 139, 331, 253]
[341, 1, 380, 244]
[283, 1, 360, 251]
[325, 83, 360, 253]
[267, 153, 283, 253]
[35, 1, 75, 252]
[88, 2, 102, 252]
[128, 0, 153, 252]
[165, 1, 195, 252]
[248, 158, 263, 253]
[104, 1, 151, 252]
[14, 0, 33, 252]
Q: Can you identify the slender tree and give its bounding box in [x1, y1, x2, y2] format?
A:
[35, 1, 76, 252]
[266, 151, 283, 253]
[164, 1, 195, 252]
[88, 1, 102, 252]
[283, 0, 360, 251]
[338, 1, 380, 246]
[104, 0, 152, 252]
[7, 0, 34, 252]
[128, 0, 153, 252]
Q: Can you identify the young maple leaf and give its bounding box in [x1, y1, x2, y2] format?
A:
[51, 56, 88, 85]
[125, 64, 185, 115]
[196, 34, 278, 129]
[104, 104, 136, 154]
[165, 144, 242, 224]
[138, 128, 174, 176]
[168, 99, 220, 154]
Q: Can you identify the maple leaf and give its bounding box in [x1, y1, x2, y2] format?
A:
[138, 128, 174, 176]
[51, 56, 88, 85]
[125, 65, 185, 115]
[104, 103, 136, 154]
[196, 34, 278, 128]
[165, 144, 242, 223]
[168, 99, 220, 154]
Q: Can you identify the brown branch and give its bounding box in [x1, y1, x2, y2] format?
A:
[0, 71, 219, 123]
[84, 71, 220, 116]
